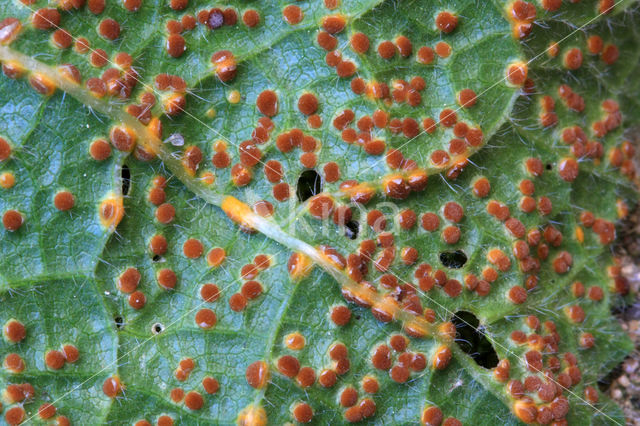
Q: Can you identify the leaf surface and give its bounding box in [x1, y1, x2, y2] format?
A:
[0, 1, 638, 425]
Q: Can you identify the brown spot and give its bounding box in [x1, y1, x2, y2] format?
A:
[435, 11, 458, 33]
[330, 306, 351, 326]
[377, 40, 396, 59]
[183, 238, 204, 258]
[506, 63, 527, 86]
[166, 34, 186, 58]
[102, 376, 123, 398]
[563, 48, 583, 70]
[157, 268, 177, 290]
[317, 31, 337, 50]
[128, 291, 146, 309]
[340, 386, 358, 407]
[273, 183, 290, 201]
[296, 367, 315, 388]
[242, 9, 260, 27]
[3, 353, 25, 373]
[435, 41, 451, 58]
[282, 5, 303, 25]
[417, 46, 434, 64]
[246, 361, 269, 389]
[422, 407, 443, 426]
[508, 286, 527, 304]
[442, 226, 460, 244]
[195, 309, 216, 329]
[211, 50, 237, 82]
[293, 402, 313, 423]
[184, 391, 203, 410]
[0, 137, 11, 161]
[458, 88, 477, 108]
[350, 32, 369, 53]
[601, 44, 619, 64]
[256, 90, 278, 117]
[432, 346, 452, 369]
[156, 203, 176, 224]
[32, 8, 60, 30]
[443, 202, 463, 223]
[53, 191, 75, 211]
[439, 109, 457, 127]
[308, 195, 334, 219]
[297, 93, 318, 115]
[52, 29, 72, 49]
[396, 36, 412, 57]
[277, 355, 300, 378]
[202, 376, 219, 394]
[322, 15, 346, 34]
[229, 293, 248, 311]
[99, 19, 120, 40]
[5, 407, 25, 425]
[110, 127, 136, 152]
[318, 369, 337, 387]
[2, 210, 23, 231]
[118, 267, 140, 293]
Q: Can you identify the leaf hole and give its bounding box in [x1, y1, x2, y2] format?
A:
[344, 220, 359, 240]
[121, 164, 131, 196]
[546, 163, 553, 170]
[152, 322, 164, 334]
[152, 255, 162, 262]
[439, 250, 467, 269]
[114, 316, 124, 329]
[296, 169, 322, 202]
[451, 311, 498, 369]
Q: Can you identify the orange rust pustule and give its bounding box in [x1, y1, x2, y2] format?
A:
[211, 50, 237, 82]
[237, 404, 267, 426]
[221, 196, 255, 231]
[288, 252, 313, 280]
[102, 376, 123, 397]
[245, 361, 269, 389]
[0, 18, 22, 45]
[99, 196, 124, 229]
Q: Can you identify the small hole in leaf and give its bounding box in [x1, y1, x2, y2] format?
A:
[152, 322, 164, 334]
[296, 169, 322, 202]
[114, 316, 124, 329]
[121, 164, 131, 196]
[152, 255, 161, 262]
[440, 250, 467, 269]
[344, 220, 359, 240]
[546, 163, 553, 170]
[451, 311, 498, 369]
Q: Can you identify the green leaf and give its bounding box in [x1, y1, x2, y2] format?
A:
[0, 0, 637, 425]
